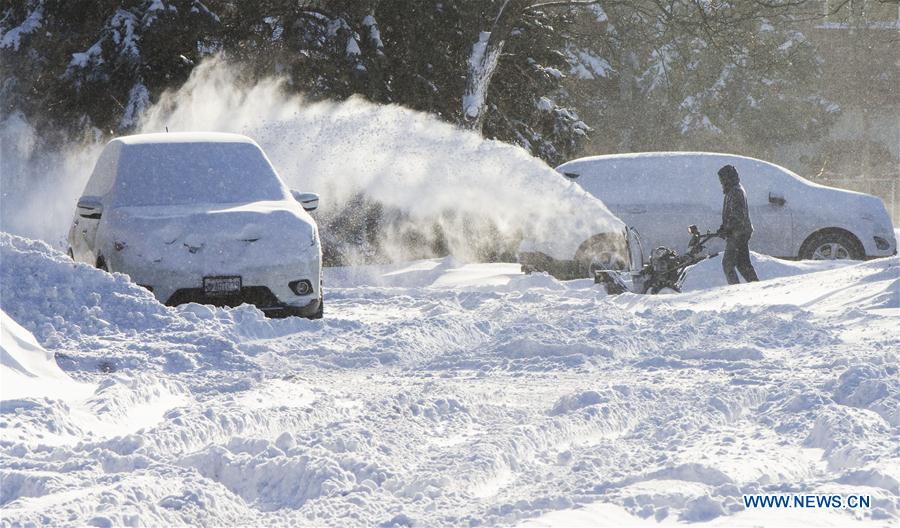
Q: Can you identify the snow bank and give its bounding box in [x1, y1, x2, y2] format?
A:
[0, 232, 170, 339]
[680, 251, 851, 292]
[327, 257, 576, 292]
[0, 232, 254, 375]
[646, 255, 900, 316]
[0, 310, 90, 400]
[1, 232, 898, 526]
[328, 251, 859, 294]
[831, 364, 900, 427]
[1, 300, 189, 451]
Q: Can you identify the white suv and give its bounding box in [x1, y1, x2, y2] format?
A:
[556, 152, 896, 262]
[67, 132, 323, 318]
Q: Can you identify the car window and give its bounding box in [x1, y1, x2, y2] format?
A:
[83, 143, 121, 198]
[737, 161, 799, 206]
[111, 142, 288, 207]
[564, 157, 721, 207]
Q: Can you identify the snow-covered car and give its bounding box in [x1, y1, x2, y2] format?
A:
[556, 152, 896, 261]
[67, 132, 323, 318]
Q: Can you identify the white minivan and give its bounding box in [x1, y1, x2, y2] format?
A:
[556, 152, 896, 261]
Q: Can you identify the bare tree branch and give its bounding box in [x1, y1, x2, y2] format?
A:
[524, 0, 600, 11]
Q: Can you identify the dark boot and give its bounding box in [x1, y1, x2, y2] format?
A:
[739, 263, 759, 282]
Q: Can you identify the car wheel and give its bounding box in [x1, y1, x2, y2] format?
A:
[67, 248, 74, 260]
[96, 256, 108, 272]
[800, 231, 864, 261]
[575, 233, 628, 277]
[310, 297, 324, 320]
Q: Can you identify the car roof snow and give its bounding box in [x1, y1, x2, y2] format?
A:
[111, 132, 256, 146]
[556, 151, 801, 176]
[558, 151, 763, 166]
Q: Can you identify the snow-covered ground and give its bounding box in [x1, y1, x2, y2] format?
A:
[1, 232, 897, 527]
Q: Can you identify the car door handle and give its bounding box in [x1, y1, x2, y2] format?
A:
[768, 192, 786, 206]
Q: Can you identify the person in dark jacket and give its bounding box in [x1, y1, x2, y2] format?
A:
[717, 165, 759, 285]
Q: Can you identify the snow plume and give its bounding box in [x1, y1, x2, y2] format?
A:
[2, 57, 619, 264]
[0, 112, 102, 245]
[138, 58, 619, 264]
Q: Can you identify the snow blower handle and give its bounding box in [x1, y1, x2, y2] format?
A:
[687, 225, 719, 257]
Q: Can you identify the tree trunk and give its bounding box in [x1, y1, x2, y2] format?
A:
[462, 0, 527, 133]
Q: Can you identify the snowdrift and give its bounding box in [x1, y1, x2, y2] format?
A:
[0, 232, 170, 338]
[0, 232, 257, 375]
[1, 234, 898, 526]
[0, 310, 89, 400]
[680, 251, 852, 292]
[660, 254, 900, 315]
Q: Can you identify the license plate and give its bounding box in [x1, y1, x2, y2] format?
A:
[203, 276, 241, 296]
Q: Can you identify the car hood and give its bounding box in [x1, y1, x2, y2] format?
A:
[104, 201, 318, 272]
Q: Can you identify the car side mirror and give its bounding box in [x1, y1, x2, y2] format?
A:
[77, 196, 103, 219]
[291, 190, 319, 211]
[768, 192, 786, 207]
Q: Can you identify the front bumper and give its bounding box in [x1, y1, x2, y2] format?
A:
[866, 233, 897, 258]
[518, 251, 586, 280]
[164, 287, 321, 318]
[109, 251, 322, 316]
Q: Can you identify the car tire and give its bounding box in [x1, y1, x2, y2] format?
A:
[310, 297, 324, 320]
[67, 248, 74, 260]
[799, 231, 864, 261]
[96, 256, 108, 272]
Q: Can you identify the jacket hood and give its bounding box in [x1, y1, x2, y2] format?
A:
[718, 165, 740, 188]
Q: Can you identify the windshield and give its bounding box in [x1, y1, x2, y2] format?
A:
[112, 142, 288, 206]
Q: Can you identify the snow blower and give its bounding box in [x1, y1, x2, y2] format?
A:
[594, 225, 720, 294]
